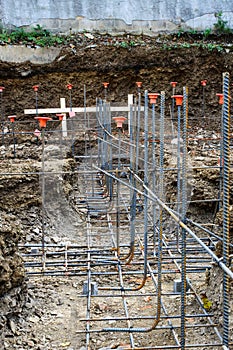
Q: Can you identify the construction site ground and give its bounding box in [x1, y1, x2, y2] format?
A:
[0, 31, 233, 350]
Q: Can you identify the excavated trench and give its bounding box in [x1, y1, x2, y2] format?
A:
[0, 33, 233, 349]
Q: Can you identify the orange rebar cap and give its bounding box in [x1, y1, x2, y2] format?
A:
[136, 82, 142, 88]
[201, 80, 207, 86]
[148, 93, 160, 104]
[56, 114, 64, 121]
[67, 83, 73, 90]
[32, 85, 39, 92]
[216, 93, 223, 105]
[8, 115, 16, 123]
[113, 116, 127, 128]
[170, 82, 178, 88]
[172, 95, 183, 106]
[103, 82, 109, 89]
[0, 86, 5, 92]
[35, 116, 52, 128]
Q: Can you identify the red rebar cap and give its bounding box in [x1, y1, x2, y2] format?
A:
[170, 82, 178, 88]
[35, 116, 52, 128]
[103, 82, 109, 89]
[56, 113, 64, 121]
[32, 85, 39, 92]
[172, 95, 183, 106]
[201, 80, 207, 86]
[113, 116, 127, 128]
[8, 115, 16, 123]
[0, 86, 5, 92]
[216, 93, 223, 105]
[136, 82, 142, 88]
[148, 93, 160, 104]
[67, 83, 73, 90]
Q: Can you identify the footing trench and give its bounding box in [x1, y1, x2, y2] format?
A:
[16, 76, 233, 349]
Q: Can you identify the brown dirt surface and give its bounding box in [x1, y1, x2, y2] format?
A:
[0, 32, 233, 126]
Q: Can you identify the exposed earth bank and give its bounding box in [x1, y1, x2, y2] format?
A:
[1, 32, 233, 124]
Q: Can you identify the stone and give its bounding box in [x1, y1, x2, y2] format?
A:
[28, 316, 40, 323]
[9, 319, 17, 334]
[84, 33, 94, 40]
[50, 310, 58, 316]
[27, 340, 35, 347]
[32, 227, 40, 234]
[51, 235, 60, 243]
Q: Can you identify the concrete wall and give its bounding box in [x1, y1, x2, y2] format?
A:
[1, 0, 233, 35]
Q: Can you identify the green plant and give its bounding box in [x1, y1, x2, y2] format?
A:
[188, 29, 197, 35]
[0, 28, 10, 43]
[206, 43, 215, 51]
[201, 42, 224, 52]
[120, 41, 129, 48]
[129, 40, 136, 47]
[31, 24, 50, 37]
[177, 27, 185, 38]
[213, 11, 232, 34]
[180, 42, 191, 48]
[203, 28, 211, 39]
[10, 28, 28, 41]
[216, 45, 224, 52]
[0, 24, 66, 47]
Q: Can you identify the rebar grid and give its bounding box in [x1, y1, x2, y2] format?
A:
[7, 77, 233, 349]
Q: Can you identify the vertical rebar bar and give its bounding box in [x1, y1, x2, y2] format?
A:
[222, 72, 230, 348]
[12, 121, 16, 158]
[219, 96, 224, 211]
[86, 213, 92, 349]
[109, 130, 113, 200]
[170, 82, 177, 138]
[135, 86, 141, 173]
[128, 104, 136, 263]
[69, 85, 72, 111]
[157, 91, 165, 320]
[100, 100, 104, 169]
[180, 87, 188, 350]
[103, 82, 109, 101]
[68, 84, 75, 157]
[89, 131, 95, 197]
[35, 89, 38, 116]
[116, 125, 121, 255]
[41, 127, 46, 271]
[176, 102, 182, 248]
[143, 90, 149, 278]
[0, 88, 3, 145]
[84, 84, 86, 119]
[202, 83, 205, 119]
[107, 103, 113, 200]
[171, 83, 176, 123]
[103, 102, 108, 168]
[97, 99, 103, 168]
[84, 85, 88, 160]
[151, 101, 157, 254]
